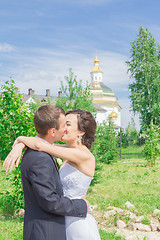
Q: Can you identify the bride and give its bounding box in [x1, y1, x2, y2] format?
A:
[4, 108, 101, 240]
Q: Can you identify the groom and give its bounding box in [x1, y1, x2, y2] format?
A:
[20, 105, 89, 240]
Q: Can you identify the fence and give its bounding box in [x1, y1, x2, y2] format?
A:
[118, 133, 145, 159]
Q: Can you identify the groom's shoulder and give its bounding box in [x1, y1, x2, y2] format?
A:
[23, 147, 53, 161]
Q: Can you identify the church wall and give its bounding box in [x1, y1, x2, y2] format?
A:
[96, 105, 121, 130]
[91, 72, 103, 82]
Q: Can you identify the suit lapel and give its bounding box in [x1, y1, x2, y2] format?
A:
[49, 154, 59, 173]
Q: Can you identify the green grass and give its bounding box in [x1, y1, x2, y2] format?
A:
[0, 164, 16, 217]
[0, 217, 23, 240]
[99, 229, 125, 239]
[121, 145, 144, 154]
[88, 157, 160, 217]
[119, 145, 145, 159]
[1, 158, 160, 240]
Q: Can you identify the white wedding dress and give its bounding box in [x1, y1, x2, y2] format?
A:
[59, 163, 101, 240]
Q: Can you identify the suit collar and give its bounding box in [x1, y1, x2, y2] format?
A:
[35, 136, 59, 173]
[49, 154, 59, 173]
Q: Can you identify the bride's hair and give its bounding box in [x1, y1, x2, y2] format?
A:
[65, 109, 97, 149]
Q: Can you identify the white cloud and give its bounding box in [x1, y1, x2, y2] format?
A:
[0, 43, 15, 52]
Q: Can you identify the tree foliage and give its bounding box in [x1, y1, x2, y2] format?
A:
[92, 119, 118, 164]
[143, 124, 160, 166]
[0, 79, 53, 209]
[126, 26, 160, 130]
[0, 79, 36, 161]
[56, 68, 96, 113]
[0, 79, 37, 208]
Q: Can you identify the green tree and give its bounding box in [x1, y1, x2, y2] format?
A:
[0, 79, 36, 161]
[92, 119, 118, 164]
[143, 124, 160, 166]
[126, 26, 160, 130]
[0, 79, 37, 209]
[56, 68, 96, 113]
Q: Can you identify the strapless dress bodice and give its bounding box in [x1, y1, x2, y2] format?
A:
[59, 163, 93, 199]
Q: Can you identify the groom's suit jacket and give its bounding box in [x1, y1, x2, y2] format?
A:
[21, 148, 87, 240]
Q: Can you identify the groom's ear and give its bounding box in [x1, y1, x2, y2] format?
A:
[48, 128, 56, 137]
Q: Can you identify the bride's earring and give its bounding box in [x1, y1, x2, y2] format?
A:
[77, 136, 81, 143]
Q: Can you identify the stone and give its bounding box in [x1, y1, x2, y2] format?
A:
[134, 223, 151, 232]
[116, 220, 126, 229]
[112, 207, 124, 214]
[150, 223, 158, 232]
[125, 201, 135, 209]
[153, 209, 160, 215]
[157, 225, 160, 231]
[127, 222, 137, 231]
[104, 210, 116, 218]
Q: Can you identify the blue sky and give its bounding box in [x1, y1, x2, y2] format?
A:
[1, 0, 160, 129]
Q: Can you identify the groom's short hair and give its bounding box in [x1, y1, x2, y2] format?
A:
[34, 105, 65, 136]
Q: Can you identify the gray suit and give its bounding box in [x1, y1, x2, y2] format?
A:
[21, 148, 87, 240]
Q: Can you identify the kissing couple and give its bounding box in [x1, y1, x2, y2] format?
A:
[4, 105, 101, 240]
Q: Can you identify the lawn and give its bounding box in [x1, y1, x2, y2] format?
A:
[87, 156, 160, 234]
[88, 158, 160, 215]
[1, 157, 160, 240]
[0, 217, 23, 240]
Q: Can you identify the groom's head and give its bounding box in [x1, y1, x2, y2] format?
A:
[34, 105, 66, 142]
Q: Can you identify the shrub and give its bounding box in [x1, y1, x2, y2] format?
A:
[144, 124, 160, 166]
[0, 191, 15, 217]
[0, 79, 37, 209]
[92, 119, 118, 164]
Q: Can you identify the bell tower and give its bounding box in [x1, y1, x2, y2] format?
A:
[90, 57, 103, 83]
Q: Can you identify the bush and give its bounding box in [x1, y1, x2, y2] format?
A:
[92, 119, 118, 164]
[0, 79, 36, 161]
[0, 79, 37, 209]
[0, 191, 15, 217]
[144, 124, 160, 166]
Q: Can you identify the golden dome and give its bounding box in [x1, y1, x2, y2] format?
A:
[94, 57, 99, 64]
[109, 110, 118, 119]
[91, 57, 102, 73]
[91, 65, 102, 73]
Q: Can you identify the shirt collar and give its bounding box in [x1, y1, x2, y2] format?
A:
[36, 135, 50, 144]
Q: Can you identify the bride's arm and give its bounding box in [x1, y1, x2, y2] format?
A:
[17, 136, 89, 163]
[3, 142, 25, 172]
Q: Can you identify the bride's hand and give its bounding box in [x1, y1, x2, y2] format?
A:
[3, 143, 25, 172]
[12, 136, 22, 148]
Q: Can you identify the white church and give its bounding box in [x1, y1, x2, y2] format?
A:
[23, 57, 121, 131]
[89, 57, 121, 131]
